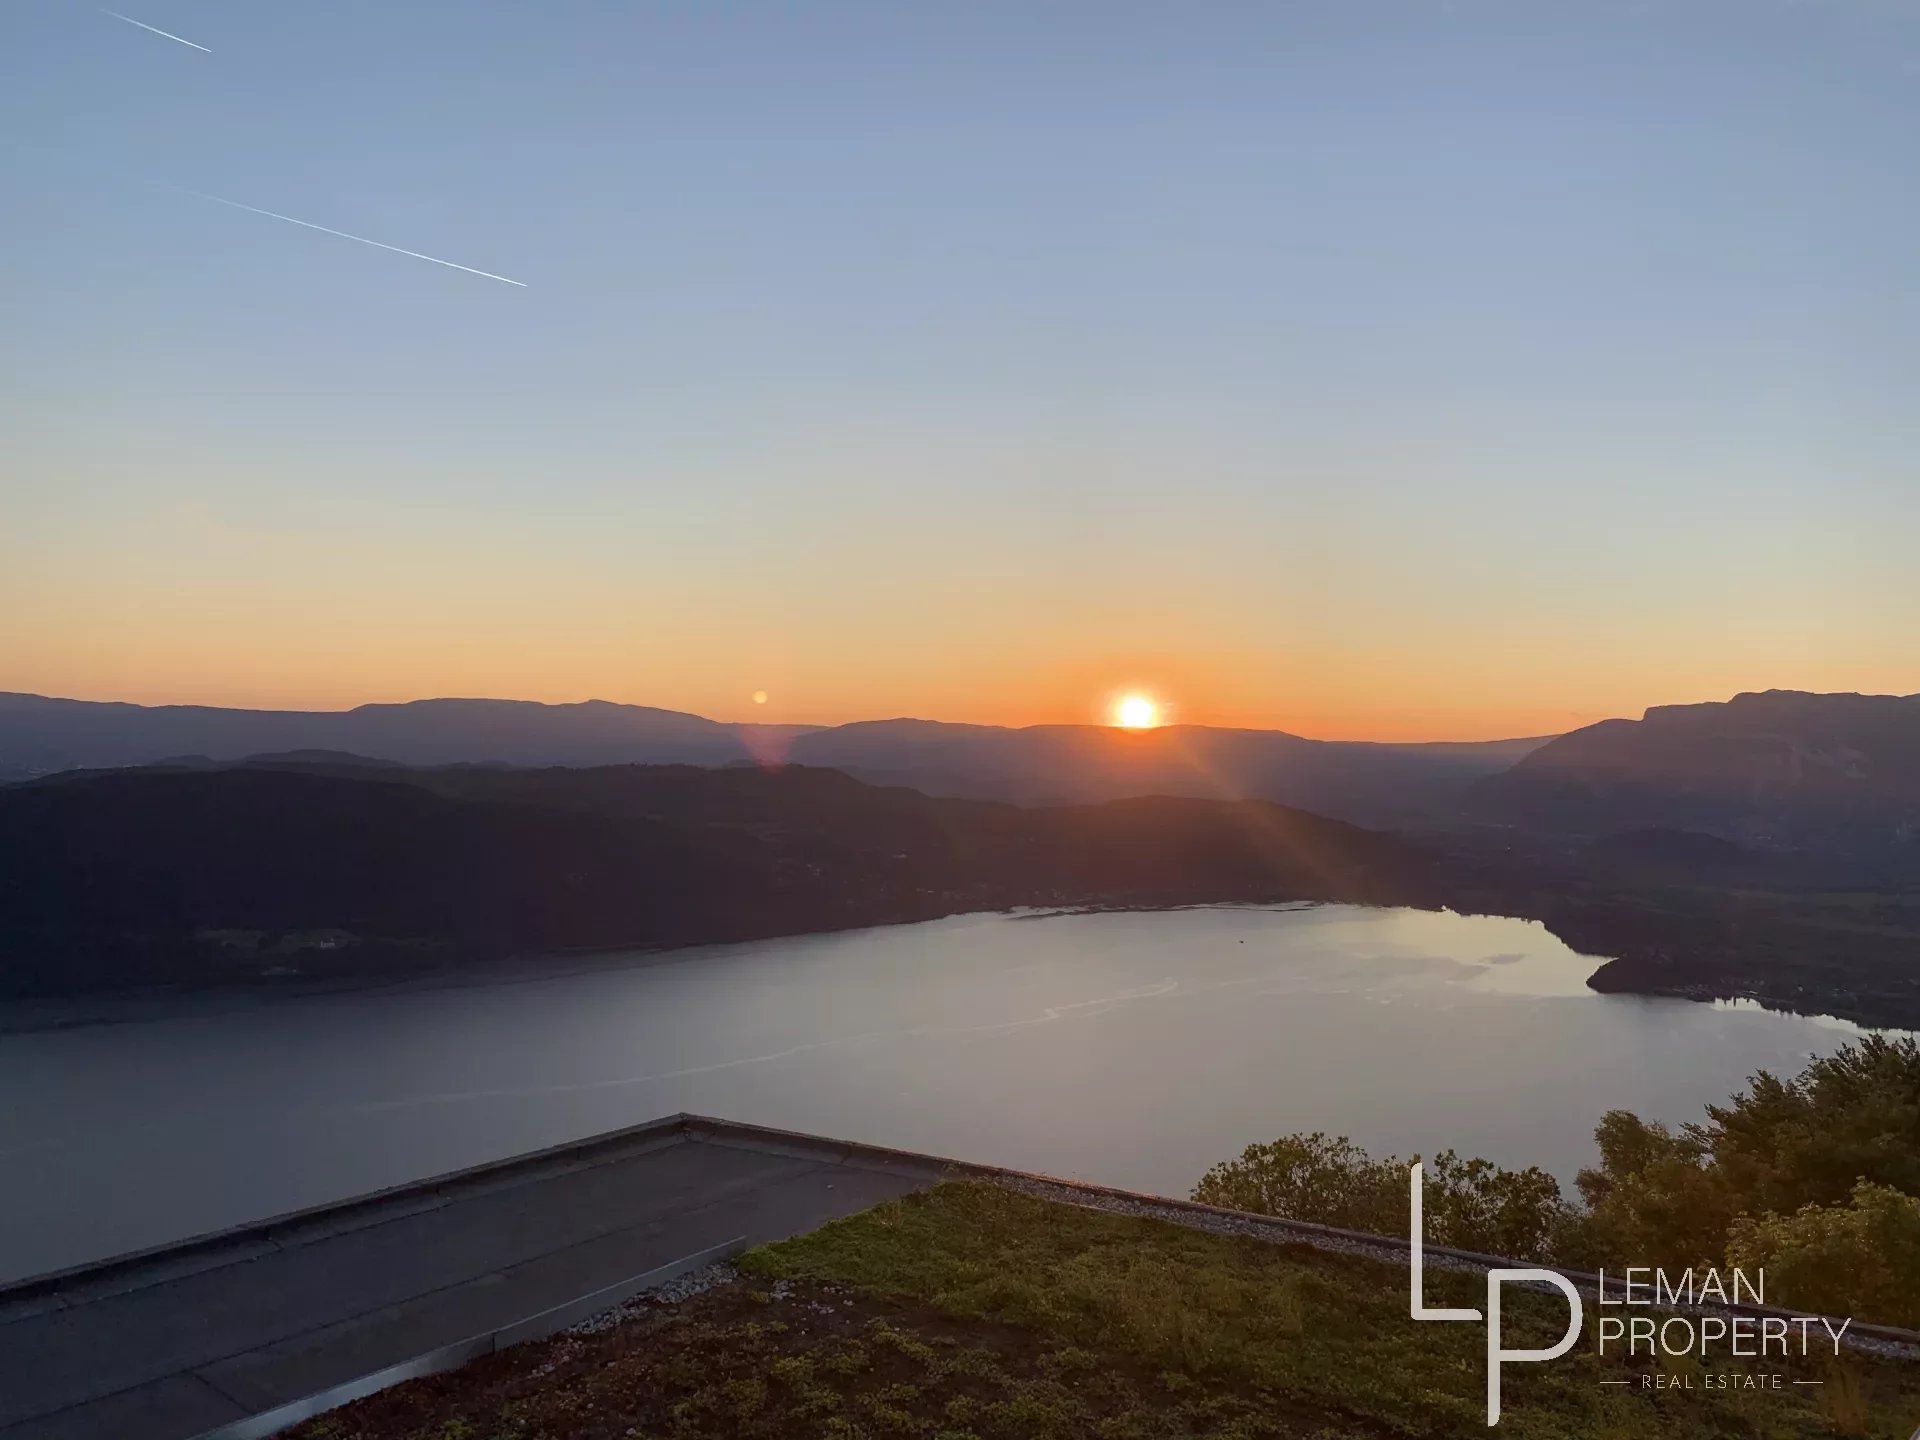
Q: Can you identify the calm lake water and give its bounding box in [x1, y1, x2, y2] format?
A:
[0, 904, 1889, 1285]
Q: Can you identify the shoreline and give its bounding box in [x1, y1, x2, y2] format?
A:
[6, 896, 1914, 1037]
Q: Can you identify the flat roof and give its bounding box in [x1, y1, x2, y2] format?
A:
[10, 1111, 1906, 1440]
[0, 1115, 939, 1440]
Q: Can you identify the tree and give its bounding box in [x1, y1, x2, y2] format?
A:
[1569, 1040, 1920, 1277]
[1192, 1133, 1404, 1237]
[1192, 1133, 1568, 1260]
[1192, 1040, 1920, 1326]
[1419, 1149, 1567, 1261]
[1703, 1036, 1920, 1217]
[1726, 1181, 1920, 1327]
[1571, 1110, 1732, 1271]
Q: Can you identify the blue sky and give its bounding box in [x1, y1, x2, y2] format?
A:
[4, 1, 1917, 736]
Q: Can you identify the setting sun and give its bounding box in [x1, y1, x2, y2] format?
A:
[1114, 694, 1161, 729]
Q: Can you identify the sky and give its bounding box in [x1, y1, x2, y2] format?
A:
[4, 1, 1917, 740]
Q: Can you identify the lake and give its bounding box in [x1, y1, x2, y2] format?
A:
[0, 903, 1889, 1286]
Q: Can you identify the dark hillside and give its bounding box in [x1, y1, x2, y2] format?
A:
[1474, 690, 1920, 851]
[0, 762, 1441, 998]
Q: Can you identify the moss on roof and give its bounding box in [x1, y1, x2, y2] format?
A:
[291, 1180, 1920, 1439]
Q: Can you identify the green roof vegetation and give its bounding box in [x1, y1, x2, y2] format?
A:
[292, 1181, 1920, 1440]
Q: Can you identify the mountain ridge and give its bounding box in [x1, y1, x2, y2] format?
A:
[0, 692, 1553, 827]
[1473, 688, 1920, 845]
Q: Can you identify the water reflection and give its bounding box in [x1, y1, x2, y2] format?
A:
[0, 904, 1898, 1284]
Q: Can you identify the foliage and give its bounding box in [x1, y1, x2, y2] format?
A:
[1569, 1110, 1732, 1271]
[1205, 1037, 1920, 1330]
[1702, 1036, 1920, 1216]
[750, 1182, 1918, 1436]
[1191, 1133, 1404, 1235]
[1727, 1181, 1920, 1328]
[1420, 1149, 1571, 1261]
[285, 1180, 1920, 1439]
[1192, 1132, 1569, 1260]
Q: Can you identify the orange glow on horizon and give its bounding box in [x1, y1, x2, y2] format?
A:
[10, 474, 1913, 747]
[11, 630, 1913, 745]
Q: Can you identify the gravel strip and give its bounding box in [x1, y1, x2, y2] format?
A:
[567, 1265, 870, 1338]
[992, 1176, 1920, 1362]
[995, 1176, 1484, 1278]
[566, 1260, 741, 1335]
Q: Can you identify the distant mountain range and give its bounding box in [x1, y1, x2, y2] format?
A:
[0, 693, 792, 772]
[1474, 689, 1920, 849]
[8, 687, 1919, 848]
[782, 719, 1547, 823]
[0, 693, 1549, 827]
[7, 689, 1920, 1022]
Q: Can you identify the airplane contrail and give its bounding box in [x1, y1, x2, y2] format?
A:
[103, 10, 210, 52]
[176, 188, 528, 287]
